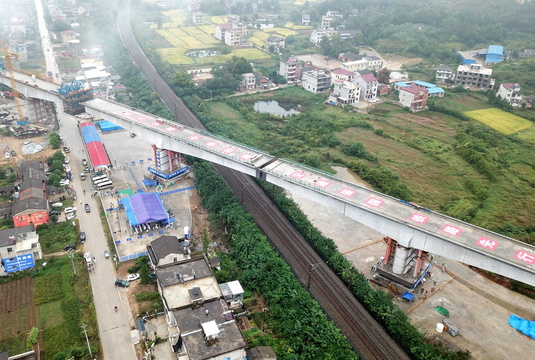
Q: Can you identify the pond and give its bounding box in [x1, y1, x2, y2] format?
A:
[254, 101, 300, 117]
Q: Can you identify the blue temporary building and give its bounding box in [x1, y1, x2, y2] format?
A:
[414, 80, 437, 88]
[119, 192, 168, 226]
[80, 123, 101, 144]
[97, 120, 123, 132]
[483, 45, 504, 63]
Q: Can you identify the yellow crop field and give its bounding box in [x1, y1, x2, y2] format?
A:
[162, 10, 186, 26]
[464, 108, 532, 135]
[248, 36, 265, 47]
[251, 30, 271, 41]
[197, 25, 215, 35]
[157, 48, 194, 65]
[264, 27, 298, 36]
[285, 22, 295, 28]
[196, 48, 270, 64]
[211, 16, 227, 24]
[182, 27, 219, 44]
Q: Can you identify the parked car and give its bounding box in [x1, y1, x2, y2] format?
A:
[62, 146, 70, 153]
[64, 207, 75, 213]
[85, 203, 90, 213]
[50, 210, 61, 216]
[64, 157, 70, 164]
[51, 202, 63, 208]
[64, 165, 71, 172]
[10, 150, 16, 156]
[80, 173, 86, 180]
[82, 159, 88, 166]
[126, 273, 140, 282]
[115, 279, 130, 287]
[24, 139, 31, 145]
[59, 179, 70, 186]
[4, 152, 10, 159]
[64, 244, 76, 251]
[104, 250, 110, 258]
[79, 232, 86, 242]
[84, 167, 90, 173]
[66, 213, 77, 220]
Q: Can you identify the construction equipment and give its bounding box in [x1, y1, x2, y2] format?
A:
[1, 40, 26, 125]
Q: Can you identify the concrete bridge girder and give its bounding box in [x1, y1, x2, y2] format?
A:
[266, 174, 535, 286]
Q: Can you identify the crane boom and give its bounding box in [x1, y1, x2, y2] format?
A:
[1, 40, 25, 124]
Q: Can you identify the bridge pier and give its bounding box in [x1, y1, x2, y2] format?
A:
[147, 145, 190, 184]
[380, 237, 430, 289]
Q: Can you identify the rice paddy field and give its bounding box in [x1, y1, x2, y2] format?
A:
[147, 8, 301, 65]
[464, 108, 533, 135]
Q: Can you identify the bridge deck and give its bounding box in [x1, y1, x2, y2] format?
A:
[3, 72, 535, 286]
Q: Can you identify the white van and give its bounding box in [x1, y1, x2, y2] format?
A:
[51, 202, 63, 208]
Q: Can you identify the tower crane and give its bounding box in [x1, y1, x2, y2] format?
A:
[1, 40, 26, 124]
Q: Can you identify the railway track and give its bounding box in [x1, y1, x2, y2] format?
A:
[117, 2, 409, 358]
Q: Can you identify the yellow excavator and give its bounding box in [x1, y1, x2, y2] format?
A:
[1, 40, 26, 124]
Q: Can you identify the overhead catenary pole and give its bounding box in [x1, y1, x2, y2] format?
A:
[81, 324, 92, 357]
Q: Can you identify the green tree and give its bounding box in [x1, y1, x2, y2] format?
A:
[47, 173, 61, 187]
[49, 133, 61, 149]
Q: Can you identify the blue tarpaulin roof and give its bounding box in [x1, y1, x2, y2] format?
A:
[509, 314, 535, 340]
[119, 193, 168, 226]
[81, 124, 101, 144]
[97, 120, 123, 132]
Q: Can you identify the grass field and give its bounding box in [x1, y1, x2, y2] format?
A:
[515, 125, 535, 145]
[464, 108, 532, 135]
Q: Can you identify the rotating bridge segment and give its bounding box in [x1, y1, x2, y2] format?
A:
[260, 159, 535, 286]
[82, 98, 275, 178]
[81, 98, 535, 287]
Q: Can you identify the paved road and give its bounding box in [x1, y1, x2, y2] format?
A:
[57, 109, 136, 359]
[34, 0, 61, 83]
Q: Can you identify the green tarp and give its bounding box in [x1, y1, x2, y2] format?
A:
[436, 306, 449, 317]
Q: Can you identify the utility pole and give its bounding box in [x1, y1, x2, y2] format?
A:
[69, 250, 76, 275]
[81, 324, 92, 357]
[307, 262, 322, 290]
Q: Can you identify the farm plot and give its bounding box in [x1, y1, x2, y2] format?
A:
[263, 27, 299, 36]
[464, 108, 532, 135]
[210, 16, 227, 24]
[0, 278, 36, 354]
[0, 277, 34, 312]
[157, 48, 195, 65]
[196, 48, 271, 64]
[197, 25, 216, 35]
[161, 10, 186, 27]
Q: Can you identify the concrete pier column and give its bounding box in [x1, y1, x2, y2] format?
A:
[383, 237, 396, 264]
[392, 245, 410, 274]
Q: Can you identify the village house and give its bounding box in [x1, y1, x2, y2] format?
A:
[497, 83, 523, 105]
[436, 65, 454, 83]
[354, 71, 378, 102]
[0, 225, 42, 276]
[279, 56, 301, 82]
[329, 80, 360, 106]
[302, 69, 332, 94]
[398, 84, 429, 111]
[454, 63, 495, 89]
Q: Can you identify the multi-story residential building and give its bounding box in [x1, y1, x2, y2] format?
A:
[436, 65, 454, 83]
[0, 225, 42, 276]
[354, 72, 378, 102]
[215, 16, 248, 46]
[302, 14, 311, 26]
[454, 63, 495, 89]
[331, 68, 355, 82]
[398, 84, 429, 111]
[241, 73, 256, 90]
[266, 35, 285, 51]
[310, 28, 336, 46]
[497, 83, 523, 105]
[341, 56, 383, 72]
[192, 12, 203, 24]
[279, 56, 301, 82]
[329, 80, 360, 106]
[302, 69, 332, 94]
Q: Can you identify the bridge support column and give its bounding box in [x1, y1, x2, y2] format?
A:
[412, 250, 427, 278]
[383, 237, 396, 264]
